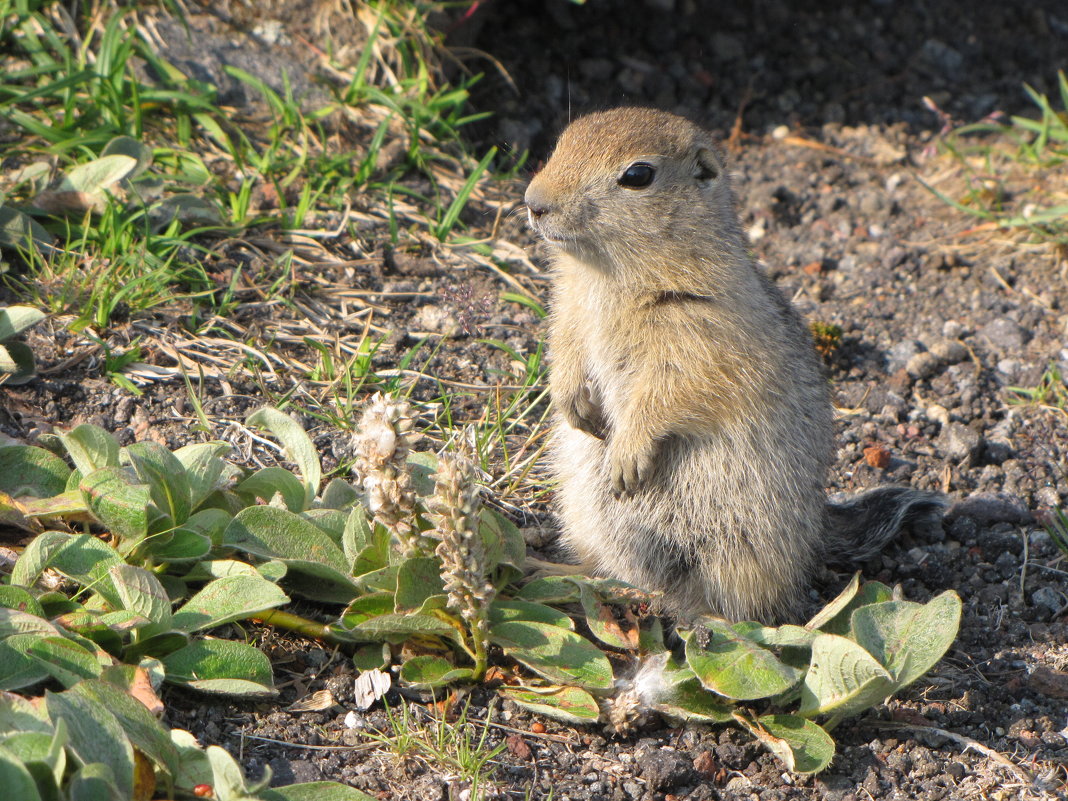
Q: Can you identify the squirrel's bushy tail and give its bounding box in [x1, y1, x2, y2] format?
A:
[824, 487, 947, 565]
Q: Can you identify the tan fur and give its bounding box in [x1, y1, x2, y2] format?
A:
[525, 108, 834, 622]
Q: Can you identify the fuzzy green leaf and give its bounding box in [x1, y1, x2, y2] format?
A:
[342, 507, 374, 564]
[60, 155, 136, 193]
[514, 576, 582, 604]
[480, 508, 526, 573]
[805, 572, 862, 631]
[279, 563, 363, 604]
[0, 305, 46, 338]
[110, 564, 173, 630]
[237, 467, 307, 512]
[406, 451, 439, 496]
[0, 744, 42, 801]
[394, 557, 446, 613]
[67, 761, 123, 801]
[339, 593, 396, 628]
[171, 575, 288, 633]
[59, 425, 120, 475]
[850, 591, 962, 688]
[654, 676, 735, 723]
[319, 479, 360, 510]
[223, 506, 359, 602]
[488, 600, 574, 629]
[0, 206, 51, 249]
[21, 635, 104, 687]
[498, 686, 601, 724]
[121, 630, 190, 662]
[176, 508, 232, 549]
[348, 613, 458, 641]
[69, 679, 180, 782]
[246, 407, 321, 510]
[736, 713, 836, 774]
[173, 442, 231, 510]
[684, 622, 803, 701]
[0, 640, 50, 690]
[0, 586, 45, 617]
[80, 468, 150, 549]
[101, 136, 152, 178]
[578, 582, 637, 650]
[305, 508, 348, 545]
[490, 620, 613, 690]
[816, 580, 895, 637]
[0, 341, 35, 383]
[17, 490, 87, 519]
[147, 527, 212, 563]
[46, 689, 135, 799]
[0, 692, 51, 732]
[734, 622, 817, 649]
[398, 655, 474, 688]
[264, 782, 381, 801]
[12, 533, 123, 608]
[0, 446, 71, 498]
[798, 633, 895, 721]
[162, 639, 275, 696]
[224, 505, 348, 572]
[124, 442, 192, 526]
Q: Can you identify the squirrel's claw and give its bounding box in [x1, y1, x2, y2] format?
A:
[566, 383, 609, 439]
[610, 440, 656, 498]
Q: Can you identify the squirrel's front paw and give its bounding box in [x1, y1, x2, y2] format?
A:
[562, 384, 608, 440]
[610, 439, 657, 497]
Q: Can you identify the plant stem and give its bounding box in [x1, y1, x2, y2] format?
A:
[253, 609, 349, 645]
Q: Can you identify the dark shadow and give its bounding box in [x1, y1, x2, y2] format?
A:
[468, 0, 1067, 157]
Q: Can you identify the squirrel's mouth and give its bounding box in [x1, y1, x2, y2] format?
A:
[528, 216, 577, 247]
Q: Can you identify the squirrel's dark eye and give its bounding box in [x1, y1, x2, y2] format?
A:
[618, 162, 655, 189]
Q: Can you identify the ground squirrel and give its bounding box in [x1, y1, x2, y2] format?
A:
[525, 107, 944, 622]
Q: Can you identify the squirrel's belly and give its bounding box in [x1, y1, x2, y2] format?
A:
[550, 415, 823, 619]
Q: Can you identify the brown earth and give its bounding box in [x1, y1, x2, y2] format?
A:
[3, 1, 1067, 799]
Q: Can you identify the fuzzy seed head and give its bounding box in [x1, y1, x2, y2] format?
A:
[352, 393, 422, 554]
[428, 453, 495, 633]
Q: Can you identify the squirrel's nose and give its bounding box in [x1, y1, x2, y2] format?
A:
[524, 183, 551, 219]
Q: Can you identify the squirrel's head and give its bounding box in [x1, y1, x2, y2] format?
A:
[525, 108, 737, 273]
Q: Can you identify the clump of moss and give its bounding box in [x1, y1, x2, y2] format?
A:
[810, 321, 843, 360]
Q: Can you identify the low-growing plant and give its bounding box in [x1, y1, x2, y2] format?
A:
[364, 696, 506, 795]
[1041, 507, 1068, 559]
[0, 393, 962, 775]
[0, 304, 46, 385]
[810, 320, 843, 360]
[1008, 362, 1068, 412]
[0, 680, 374, 800]
[925, 71, 1068, 244]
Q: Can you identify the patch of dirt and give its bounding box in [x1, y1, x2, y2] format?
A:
[4, 1, 1068, 799]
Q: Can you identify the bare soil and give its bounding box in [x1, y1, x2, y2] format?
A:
[3, 1, 1067, 799]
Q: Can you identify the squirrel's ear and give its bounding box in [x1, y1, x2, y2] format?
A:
[694, 147, 722, 182]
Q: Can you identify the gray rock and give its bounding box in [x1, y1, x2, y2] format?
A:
[997, 359, 1021, 379]
[979, 318, 1029, 353]
[937, 422, 982, 464]
[906, 351, 942, 380]
[712, 32, 744, 61]
[942, 320, 967, 339]
[1035, 486, 1061, 508]
[1029, 530, 1052, 549]
[929, 338, 969, 363]
[887, 341, 921, 374]
[637, 748, 693, 791]
[919, 39, 965, 77]
[578, 58, 614, 82]
[1031, 587, 1064, 615]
